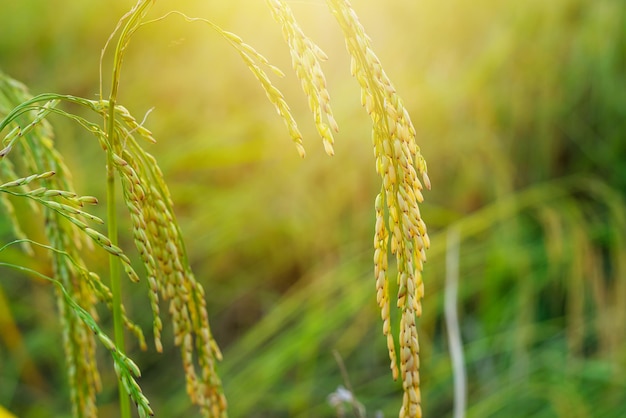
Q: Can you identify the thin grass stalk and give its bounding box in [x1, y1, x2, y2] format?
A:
[444, 227, 466, 418]
[331, 350, 365, 418]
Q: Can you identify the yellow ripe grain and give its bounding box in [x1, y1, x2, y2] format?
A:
[397, 123, 411, 144]
[382, 317, 390, 334]
[407, 275, 416, 296]
[393, 140, 404, 162]
[387, 163, 397, 185]
[415, 188, 424, 204]
[409, 403, 421, 418]
[408, 386, 419, 404]
[390, 235, 398, 255]
[404, 351, 414, 371]
[374, 247, 383, 266]
[376, 271, 386, 290]
[414, 235, 424, 252]
[422, 234, 431, 250]
[323, 138, 335, 156]
[389, 206, 399, 224]
[401, 212, 413, 234]
[422, 171, 431, 190]
[381, 301, 390, 320]
[381, 252, 389, 270]
[392, 224, 403, 246]
[417, 218, 428, 237]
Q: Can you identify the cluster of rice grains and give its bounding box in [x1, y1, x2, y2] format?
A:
[1, 0, 429, 415]
[0, 69, 226, 417]
[326, 1, 431, 417]
[263, 1, 430, 415]
[0, 74, 149, 417]
[100, 1, 226, 415]
[103, 104, 227, 417]
[266, 0, 339, 156]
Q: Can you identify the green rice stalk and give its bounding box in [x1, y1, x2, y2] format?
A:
[101, 2, 154, 417]
[99, 3, 227, 415]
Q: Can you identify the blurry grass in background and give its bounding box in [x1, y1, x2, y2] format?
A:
[0, 0, 625, 417]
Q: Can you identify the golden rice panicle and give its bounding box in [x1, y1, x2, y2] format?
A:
[113, 138, 226, 416]
[266, 0, 338, 155]
[374, 191, 399, 380]
[150, 191, 227, 416]
[218, 28, 306, 158]
[326, 1, 430, 417]
[113, 150, 163, 352]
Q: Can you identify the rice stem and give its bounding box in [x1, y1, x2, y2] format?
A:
[104, 3, 154, 417]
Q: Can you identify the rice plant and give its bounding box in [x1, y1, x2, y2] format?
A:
[0, 1, 432, 417]
[2, 0, 625, 417]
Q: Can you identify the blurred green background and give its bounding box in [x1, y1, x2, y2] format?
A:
[1, 0, 625, 417]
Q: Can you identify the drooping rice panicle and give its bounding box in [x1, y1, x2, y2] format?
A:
[0, 72, 149, 417]
[140, 11, 305, 158]
[266, 0, 339, 155]
[326, 2, 430, 417]
[110, 128, 226, 416]
[0, 74, 101, 417]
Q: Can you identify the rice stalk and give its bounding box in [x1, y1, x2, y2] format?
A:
[112, 143, 227, 416]
[0, 1, 444, 416]
[101, 4, 156, 413]
[0, 239, 153, 418]
[266, 0, 339, 155]
[0, 74, 105, 418]
[1, 67, 227, 418]
[326, 1, 430, 416]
